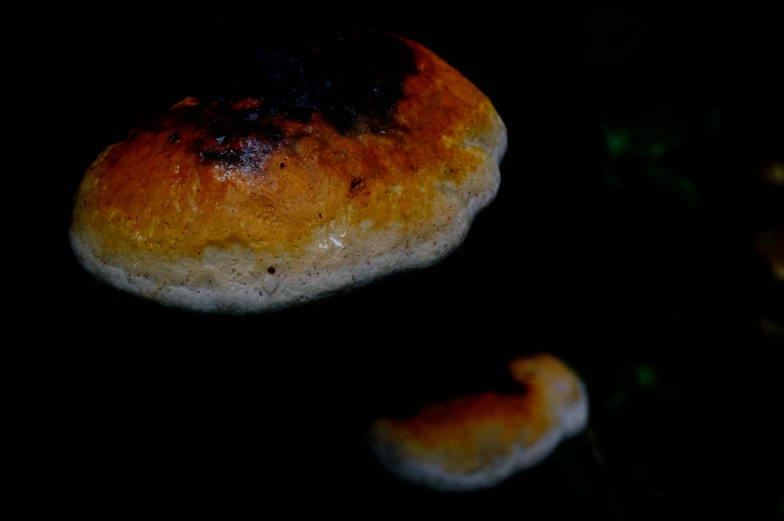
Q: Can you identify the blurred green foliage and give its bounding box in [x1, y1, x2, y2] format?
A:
[600, 104, 718, 209]
[576, 16, 729, 514]
[602, 106, 720, 160]
[585, 11, 720, 213]
[604, 362, 679, 415]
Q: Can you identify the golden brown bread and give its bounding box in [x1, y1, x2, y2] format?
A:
[69, 33, 506, 313]
[368, 354, 588, 491]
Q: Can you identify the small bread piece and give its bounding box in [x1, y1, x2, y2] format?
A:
[69, 31, 506, 313]
[368, 354, 588, 492]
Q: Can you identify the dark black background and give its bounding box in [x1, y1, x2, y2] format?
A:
[49, 7, 780, 518]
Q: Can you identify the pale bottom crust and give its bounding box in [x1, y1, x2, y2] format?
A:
[70, 140, 503, 314]
[368, 383, 589, 492]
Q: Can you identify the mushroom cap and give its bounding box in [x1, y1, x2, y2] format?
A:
[368, 354, 588, 492]
[69, 32, 506, 314]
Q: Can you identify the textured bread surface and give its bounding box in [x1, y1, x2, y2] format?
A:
[70, 34, 506, 313]
[368, 354, 588, 491]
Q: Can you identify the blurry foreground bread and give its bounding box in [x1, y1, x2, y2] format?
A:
[69, 31, 506, 313]
[368, 354, 588, 491]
